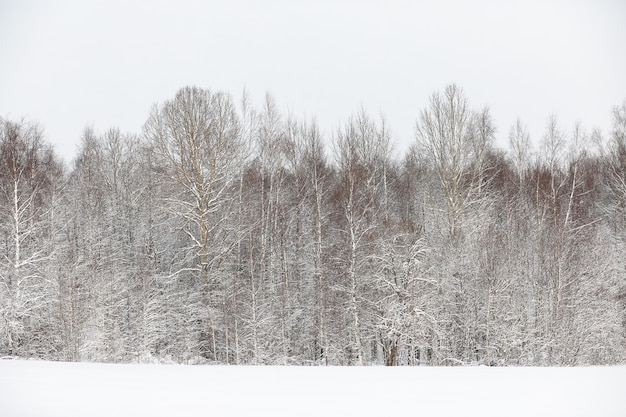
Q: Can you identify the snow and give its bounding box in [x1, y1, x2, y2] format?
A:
[0, 360, 624, 417]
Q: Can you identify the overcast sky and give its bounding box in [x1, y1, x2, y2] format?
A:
[1, 0, 625, 164]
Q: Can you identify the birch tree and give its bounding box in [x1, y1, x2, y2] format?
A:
[509, 118, 531, 186]
[144, 87, 245, 362]
[415, 84, 494, 239]
[331, 110, 392, 364]
[0, 119, 63, 357]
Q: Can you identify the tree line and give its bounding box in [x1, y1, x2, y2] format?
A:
[1, 84, 625, 365]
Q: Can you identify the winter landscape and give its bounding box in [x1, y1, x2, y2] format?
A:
[2, 82, 625, 366]
[1, 0, 626, 415]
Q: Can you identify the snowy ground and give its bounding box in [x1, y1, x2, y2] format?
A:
[0, 360, 624, 417]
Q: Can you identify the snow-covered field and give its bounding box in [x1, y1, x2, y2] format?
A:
[1, 360, 624, 417]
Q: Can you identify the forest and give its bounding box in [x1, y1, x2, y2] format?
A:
[1, 84, 625, 365]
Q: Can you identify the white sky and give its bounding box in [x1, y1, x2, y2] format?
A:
[1, 0, 625, 164]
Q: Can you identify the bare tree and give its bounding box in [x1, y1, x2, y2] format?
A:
[0, 119, 63, 357]
[303, 121, 332, 363]
[144, 86, 244, 361]
[509, 118, 531, 186]
[415, 84, 494, 239]
[145, 87, 242, 292]
[331, 110, 393, 364]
